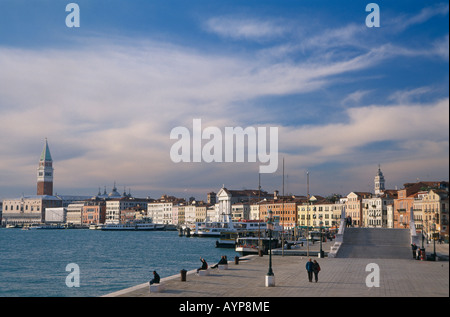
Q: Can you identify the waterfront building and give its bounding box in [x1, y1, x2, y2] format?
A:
[411, 191, 428, 232]
[66, 203, 84, 225]
[249, 200, 261, 221]
[259, 193, 305, 230]
[178, 200, 209, 224]
[82, 200, 106, 225]
[231, 202, 250, 221]
[45, 207, 66, 223]
[173, 204, 185, 225]
[297, 197, 343, 230]
[147, 195, 185, 225]
[1, 195, 63, 225]
[362, 191, 396, 228]
[120, 206, 147, 223]
[216, 186, 270, 222]
[194, 202, 208, 223]
[206, 204, 216, 222]
[345, 192, 372, 227]
[184, 203, 196, 224]
[105, 197, 150, 224]
[393, 181, 448, 229]
[420, 189, 449, 241]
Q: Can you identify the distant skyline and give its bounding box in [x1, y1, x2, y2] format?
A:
[0, 1, 448, 201]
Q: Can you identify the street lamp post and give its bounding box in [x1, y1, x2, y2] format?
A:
[432, 217, 437, 261]
[265, 209, 275, 287]
[319, 216, 324, 258]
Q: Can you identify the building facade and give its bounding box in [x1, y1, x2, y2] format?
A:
[1, 195, 62, 225]
[345, 192, 371, 227]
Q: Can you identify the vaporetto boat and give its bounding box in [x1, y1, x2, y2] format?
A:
[195, 220, 282, 237]
[99, 222, 165, 231]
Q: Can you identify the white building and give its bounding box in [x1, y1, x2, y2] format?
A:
[66, 203, 84, 225]
[148, 202, 175, 224]
[184, 204, 196, 224]
[231, 203, 250, 221]
[105, 197, 149, 224]
[215, 186, 266, 222]
[363, 195, 395, 228]
[45, 207, 66, 223]
[147, 195, 185, 224]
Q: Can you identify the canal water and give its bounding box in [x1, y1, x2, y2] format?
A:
[0, 228, 239, 297]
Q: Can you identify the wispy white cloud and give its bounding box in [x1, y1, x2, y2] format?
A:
[388, 86, 435, 104]
[341, 90, 373, 106]
[389, 3, 449, 33]
[204, 16, 290, 41]
[0, 2, 448, 198]
[280, 98, 449, 164]
[0, 36, 407, 194]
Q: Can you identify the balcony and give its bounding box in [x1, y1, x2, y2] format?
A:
[397, 209, 406, 213]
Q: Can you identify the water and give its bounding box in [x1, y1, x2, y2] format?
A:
[0, 228, 239, 297]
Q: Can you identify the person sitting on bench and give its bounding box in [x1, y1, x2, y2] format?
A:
[149, 270, 160, 285]
[211, 256, 227, 269]
[197, 257, 208, 273]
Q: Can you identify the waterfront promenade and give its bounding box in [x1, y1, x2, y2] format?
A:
[103, 241, 449, 298]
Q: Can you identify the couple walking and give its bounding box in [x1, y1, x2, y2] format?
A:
[305, 258, 321, 283]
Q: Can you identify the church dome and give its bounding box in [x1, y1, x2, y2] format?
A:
[108, 183, 122, 197]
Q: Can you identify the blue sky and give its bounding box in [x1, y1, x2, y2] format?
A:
[0, 0, 448, 200]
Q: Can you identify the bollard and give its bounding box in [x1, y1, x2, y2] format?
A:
[180, 269, 187, 281]
[235, 256, 239, 265]
[420, 249, 425, 261]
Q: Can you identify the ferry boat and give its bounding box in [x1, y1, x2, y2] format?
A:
[100, 221, 165, 231]
[215, 231, 239, 248]
[194, 221, 231, 237]
[25, 224, 66, 230]
[6, 224, 20, 229]
[235, 237, 280, 256]
[196, 220, 279, 238]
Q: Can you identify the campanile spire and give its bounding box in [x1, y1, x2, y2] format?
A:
[37, 138, 54, 196]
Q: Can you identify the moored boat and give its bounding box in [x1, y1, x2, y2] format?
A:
[235, 236, 279, 256]
[100, 221, 165, 231]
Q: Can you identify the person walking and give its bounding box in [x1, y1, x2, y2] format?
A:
[411, 243, 418, 259]
[312, 260, 321, 283]
[305, 258, 314, 282]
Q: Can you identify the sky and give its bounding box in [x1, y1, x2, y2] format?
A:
[0, 0, 448, 201]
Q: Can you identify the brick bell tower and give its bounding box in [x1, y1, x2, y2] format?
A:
[37, 138, 54, 196]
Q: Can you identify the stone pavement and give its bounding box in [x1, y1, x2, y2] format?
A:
[103, 242, 449, 298]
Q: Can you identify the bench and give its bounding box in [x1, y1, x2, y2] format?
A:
[218, 264, 228, 270]
[149, 283, 165, 293]
[198, 268, 211, 276]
